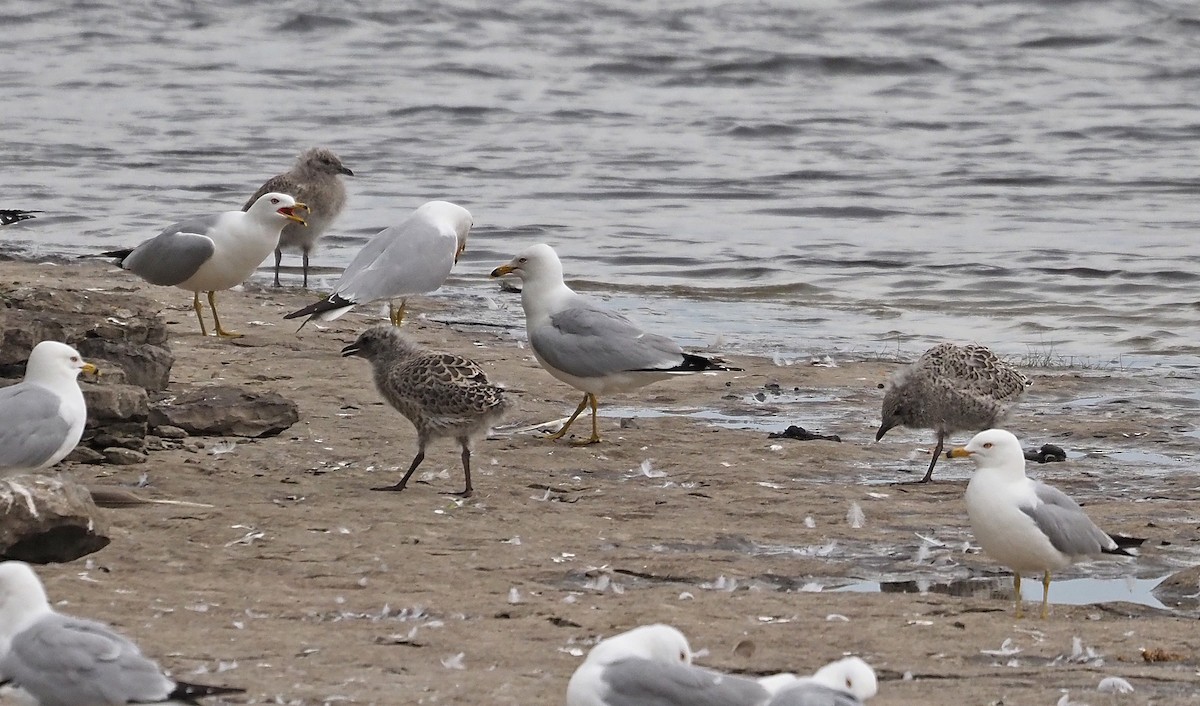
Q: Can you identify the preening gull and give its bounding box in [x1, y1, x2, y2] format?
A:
[286, 200, 472, 328]
[491, 243, 740, 445]
[242, 147, 353, 288]
[567, 625, 872, 706]
[949, 429, 1139, 618]
[0, 210, 39, 226]
[877, 342, 1027, 482]
[0, 341, 97, 477]
[341, 326, 508, 497]
[0, 561, 244, 706]
[99, 192, 307, 338]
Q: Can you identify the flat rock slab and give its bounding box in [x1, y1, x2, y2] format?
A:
[0, 476, 110, 563]
[150, 385, 299, 437]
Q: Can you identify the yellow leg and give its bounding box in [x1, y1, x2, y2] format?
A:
[570, 393, 601, 446]
[389, 299, 407, 326]
[1041, 571, 1052, 619]
[192, 292, 209, 336]
[547, 394, 591, 441]
[208, 291, 242, 338]
[1013, 572, 1023, 619]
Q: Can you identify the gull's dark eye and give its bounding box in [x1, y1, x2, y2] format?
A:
[845, 678, 852, 689]
[70, 356, 79, 362]
[518, 257, 527, 264]
[983, 442, 993, 449]
[678, 650, 686, 662]
[271, 197, 280, 204]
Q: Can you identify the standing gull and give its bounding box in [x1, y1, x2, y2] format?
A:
[0, 341, 97, 477]
[341, 326, 508, 497]
[949, 428, 1139, 618]
[1, 210, 40, 226]
[0, 561, 244, 706]
[876, 342, 1028, 482]
[286, 200, 472, 328]
[99, 192, 307, 338]
[243, 147, 353, 288]
[491, 244, 740, 445]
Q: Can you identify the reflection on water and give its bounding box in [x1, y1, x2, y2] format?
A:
[835, 575, 1168, 610]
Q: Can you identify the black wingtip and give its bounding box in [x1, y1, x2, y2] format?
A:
[1106, 534, 1147, 554]
[0, 209, 41, 225]
[80, 248, 135, 262]
[167, 681, 246, 703]
[283, 293, 353, 320]
[677, 352, 743, 373]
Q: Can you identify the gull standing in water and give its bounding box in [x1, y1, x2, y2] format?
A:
[0, 341, 97, 476]
[876, 342, 1028, 482]
[341, 326, 508, 497]
[0, 561, 244, 706]
[491, 244, 740, 445]
[243, 147, 353, 288]
[949, 428, 1139, 618]
[286, 200, 471, 328]
[99, 192, 307, 338]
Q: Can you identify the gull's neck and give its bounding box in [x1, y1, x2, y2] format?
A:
[24, 363, 79, 396]
[519, 271, 576, 322]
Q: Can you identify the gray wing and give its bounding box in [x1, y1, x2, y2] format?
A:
[121, 215, 220, 286]
[0, 383, 72, 470]
[0, 613, 172, 706]
[334, 217, 457, 302]
[531, 303, 685, 379]
[242, 173, 296, 211]
[767, 683, 863, 706]
[600, 658, 769, 706]
[1021, 482, 1116, 557]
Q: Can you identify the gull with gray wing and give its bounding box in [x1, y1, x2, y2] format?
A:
[242, 147, 353, 287]
[0, 341, 97, 477]
[0, 561, 243, 706]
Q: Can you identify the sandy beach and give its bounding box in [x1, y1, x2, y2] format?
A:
[2, 258, 1198, 705]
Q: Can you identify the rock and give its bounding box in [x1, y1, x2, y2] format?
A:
[64, 446, 106, 464]
[102, 447, 147, 465]
[0, 476, 110, 563]
[149, 385, 299, 438]
[153, 425, 188, 439]
[77, 339, 174, 391]
[767, 425, 842, 443]
[83, 383, 149, 423]
[1153, 565, 1200, 609]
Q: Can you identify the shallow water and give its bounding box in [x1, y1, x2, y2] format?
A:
[835, 575, 1170, 611]
[2, 0, 1200, 368]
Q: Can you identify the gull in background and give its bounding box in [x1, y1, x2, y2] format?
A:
[491, 243, 740, 445]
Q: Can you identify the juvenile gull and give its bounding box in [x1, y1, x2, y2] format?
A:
[0, 341, 97, 477]
[876, 342, 1027, 482]
[949, 428, 1138, 619]
[567, 624, 870, 706]
[0, 210, 39, 226]
[0, 561, 244, 706]
[242, 147, 353, 288]
[286, 200, 472, 328]
[341, 326, 508, 497]
[491, 244, 740, 445]
[99, 192, 307, 338]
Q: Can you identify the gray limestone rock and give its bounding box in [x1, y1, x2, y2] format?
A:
[0, 476, 110, 563]
[149, 385, 299, 437]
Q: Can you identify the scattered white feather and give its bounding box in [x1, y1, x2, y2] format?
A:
[209, 440, 237, 455]
[1097, 676, 1133, 694]
[638, 459, 666, 478]
[980, 638, 1022, 657]
[803, 516, 815, 528]
[846, 502, 866, 528]
[507, 587, 522, 604]
[441, 653, 466, 670]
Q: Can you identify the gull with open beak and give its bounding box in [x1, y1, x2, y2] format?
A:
[97, 192, 307, 337]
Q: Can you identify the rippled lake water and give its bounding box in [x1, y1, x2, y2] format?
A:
[2, 0, 1198, 368]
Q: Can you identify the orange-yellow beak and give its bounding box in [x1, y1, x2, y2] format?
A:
[947, 446, 971, 458]
[279, 202, 309, 226]
[490, 263, 516, 277]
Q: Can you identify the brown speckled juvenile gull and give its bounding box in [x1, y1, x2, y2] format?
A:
[243, 147, 353, 288]
[876, 342, 1028, 482]
[341, 326, 508, 497]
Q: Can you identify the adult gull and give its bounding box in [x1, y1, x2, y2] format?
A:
[99, 192, 307, 338]
[0, 561, 244, 706]
[877, 342, 1028, 482]
[285, 200, 471, 328]
[949, 428, 1139, 618]
[243, 147, 353, 288]
[341, 326, 508, 497]
[491, 243, 740, 445]
[0, 341, 97, 477]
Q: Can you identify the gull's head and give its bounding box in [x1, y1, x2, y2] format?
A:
[490, 243, 563, 285]
[340, 325, 421, 362]
[812, 657, 878, 700]
[875, 384, 905, 441]
[0, 561, 50, 638]
[248, 192, 308, 226]
[299, 147, 354, 177]
[585, 624, 692, 667]
[418, 201, 473, 263]
[947, 428, 1025, 472]
[24, 341, 97, 384]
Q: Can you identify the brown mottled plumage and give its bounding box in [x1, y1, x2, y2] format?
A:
[876, 342, 1028, 482]
[243, 147, 353, 287]
[341, 326, 508, 497]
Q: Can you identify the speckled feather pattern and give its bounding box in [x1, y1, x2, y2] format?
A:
[883, 343, 1028, 434]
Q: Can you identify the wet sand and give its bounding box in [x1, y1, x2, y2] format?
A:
[4, 259, 1200, 705]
